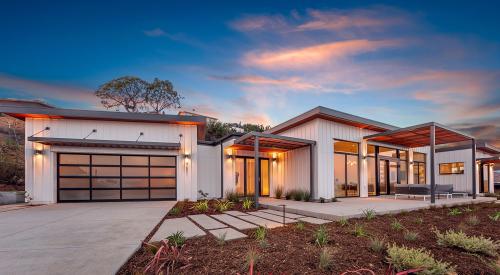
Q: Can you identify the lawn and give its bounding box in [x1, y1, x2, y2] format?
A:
[119, 201, 500, 274]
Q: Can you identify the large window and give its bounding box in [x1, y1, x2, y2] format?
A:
[399, 150, 408, 184]
[413, 152, 426, 184]
[439, 162, 464, 175]
[58, 154, 176, 202]
[334, 140, 359, 197]
[367, 145, 376, 195]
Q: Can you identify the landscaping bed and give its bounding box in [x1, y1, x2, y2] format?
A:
[119, 202, 500, 274]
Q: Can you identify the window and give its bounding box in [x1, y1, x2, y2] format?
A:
[413, 152, 426, 184]
[379, 147, 397, 158]
[439, 162, 464, 175]
[334, 140, 359, 197]
[334, 140, 359, 154]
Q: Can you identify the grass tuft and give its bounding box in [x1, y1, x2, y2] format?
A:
[314, 225, 328, 246]
[352, 223, 368, 238]
[362, 208, 376, 220]
[448, 208, 462, 216]
[391, 219, 404, 231]
[318, 247, 333, 270]
[466, 215, 480, 226]
[215, 200, 234, 212]
[386, 244, 454, 275]
[295, 220, 305, 231]
[434, 229, 500, 257]
[403, 230, 419, 242]
[167, 231, 186, 247]
[274, 186, 283, 199]
[369, 237, 386, 253]
[338, 217, 349, 227]
[242, 197, 254, 210]
[192, 200, 209, 212]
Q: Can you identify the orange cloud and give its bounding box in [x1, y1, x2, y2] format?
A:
[243, 39, 402, 70]
[209, 74, 321, 91]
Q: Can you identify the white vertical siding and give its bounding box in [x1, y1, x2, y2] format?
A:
[197, 144, 221, 198]
[25, 118, 199, 203]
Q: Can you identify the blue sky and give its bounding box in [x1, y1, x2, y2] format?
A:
[0, 1, 499, 146]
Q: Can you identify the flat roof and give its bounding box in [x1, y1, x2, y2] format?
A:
[478, 156, 500, 164]
[28, 137, 181, 150]
[0, 103, 205, 125]
[364, 122, 474, 148]
[266, 106, 398, 135]
[230, 132, 315, 152]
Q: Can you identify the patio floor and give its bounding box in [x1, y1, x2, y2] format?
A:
[260, 196, 497, 220]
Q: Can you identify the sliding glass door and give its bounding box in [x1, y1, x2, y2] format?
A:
[333, 140, 359, 198]
[234, 157, 270, 197]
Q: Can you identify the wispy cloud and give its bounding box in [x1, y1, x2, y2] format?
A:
[209, 74, 321, 91]
[0, 74, 98, 106]
[230, 15, 288, 32]
[143, 28, 167, 37]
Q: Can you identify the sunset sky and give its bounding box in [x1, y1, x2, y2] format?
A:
[0, 1, 499, 146]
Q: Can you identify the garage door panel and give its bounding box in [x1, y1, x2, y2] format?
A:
[58, 154, 176, 202]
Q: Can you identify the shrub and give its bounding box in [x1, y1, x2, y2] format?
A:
[216, 232, 227, 246]
[448, 208, 462, 216]
[215, 200, 233, 212]
[386, 244, 454, 275]
[415, 217, 424, 225]
[144, 240, 188, 274]
[391, 219, 404, 231]
[362, 208, 376, 220]
[293, 190, 303, 201]
[254, 226, 267, 242]
[489, 211, 500, 221]
[369, 237, 386, 253]
[169, 206, 181, 215]
[338, 217, 349, 227]
[466, 215, 480, 226]
[352, 224, 367, 237]
[285, 191, 292, 200]
[296, 220, 305, 231]
[314, 225, 328, 246]
[434, 229, 500, 257]
[302, 191, 311, 202]
[192, 200, 209, 212]
[462, 206, 473, 212]
[242, 197, 254, 210]
[167, 231, 186, 247]
[225, 190, 240, 203]
[404, 230, 419, 242]
[274, 186, 283, 199]
[318, 247, 333, 270]
[245, 248, 259, 270]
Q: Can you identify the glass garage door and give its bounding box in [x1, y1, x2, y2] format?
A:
[57, 153, 176, 202]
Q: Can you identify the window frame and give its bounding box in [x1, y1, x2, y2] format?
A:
[439, 162, 465, 175]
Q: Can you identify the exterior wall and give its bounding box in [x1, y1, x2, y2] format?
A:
[25, 118, 198, 203]
[197, 144, 221, 199]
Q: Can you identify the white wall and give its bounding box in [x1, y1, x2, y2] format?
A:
[197, 144, 221, 199]
[25, 118, 198, 203]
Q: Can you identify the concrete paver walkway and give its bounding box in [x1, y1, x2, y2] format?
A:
[209, 228, 247, 241]
[249, 211, 297, 224]
[188, 214, 226, 230]
[211, 214, 258, 230]
[151, 217, 206, 242]
[0, 201, 174, 275]
[234, 214, 282, 228]
[261, 209, 305, 219]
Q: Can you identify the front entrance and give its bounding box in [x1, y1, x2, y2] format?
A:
[378, 159, 398, 195]
[480, 164, 490, 193]
[234, 157, 270, 197]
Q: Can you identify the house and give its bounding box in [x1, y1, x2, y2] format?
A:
[0, 99, 498, 204]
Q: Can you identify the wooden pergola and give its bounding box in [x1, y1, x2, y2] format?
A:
[364, 122, 476, 203]
[231, 132, 315, 207]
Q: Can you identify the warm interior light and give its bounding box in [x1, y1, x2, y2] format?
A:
[34, 149, 43, 156]
[272, 152, 278, 163]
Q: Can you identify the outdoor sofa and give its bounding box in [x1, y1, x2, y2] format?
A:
[394, 184, 466, 201]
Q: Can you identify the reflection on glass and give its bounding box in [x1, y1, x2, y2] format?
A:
[59, 178, 89, 188]
[399, 161, 407, 184]
[59, 190, 90, 200]
[334, 153, 346, 198]
[346, 155, 359, 196]
[483, 165, 489, 193]
[92, 178, 119, 188]
[92, 155, 120, 165]
[260, 159, 270, 196]
[150, 156, 176, 166]
[122, 189, 148, 199]
[122, 178, 148, 188]
[413, 152, 426, 162]
[334, 140, 359, 154]
[367, 158, 376, 195]
[379, 147, 397, 158]
[122, 167, 148, 177]
[367, 145, 376, 156]
[122, 156, 148, 166]
[235, 158, 245, 195]
[151, 178, 176, 188]
[150, 168, 175, 177]
[92, 190, 120, 200]
[418, 164, 425, 184]
[60, 154, 89, 165]
[92, 166, 120, 177]
[151, 189, 175, 199]
[59, 166, 89, 176]
[246, 159, 255, 196]
[379, 160, 387, 195]
[389, 161, 397, 194]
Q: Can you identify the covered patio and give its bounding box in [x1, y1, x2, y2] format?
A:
[364, 122, 477, 203]
[229, 132, 316, 206]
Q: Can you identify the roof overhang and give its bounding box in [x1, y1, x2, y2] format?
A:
[229, 132, 315, 152]
[478, 156, 500, 164]
[364, 122, 474, 148]
[28, 137, 181, 150]
[266, 106, 398, 135]
[0, 105, 205, 125]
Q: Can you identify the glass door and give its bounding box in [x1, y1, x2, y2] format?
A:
[389, 161, 398, 195]
[246, 159, 256, 196]
[379, 160, 388, 195]
[234, 157, 270, 197]
[482, 165, 490, 193]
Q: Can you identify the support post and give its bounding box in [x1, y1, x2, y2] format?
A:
[309, 144, 314, 200]
[430, 125, 436, 204]
[472, 139, 477, 199]
[254, 135, 260, 207]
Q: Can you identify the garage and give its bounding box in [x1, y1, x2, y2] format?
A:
[57, 153, 177, 202]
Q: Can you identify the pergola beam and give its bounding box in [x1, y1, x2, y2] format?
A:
[472, 139, 477, 199]
[430, 125, 436, 204]
[254, 135, 260, 207]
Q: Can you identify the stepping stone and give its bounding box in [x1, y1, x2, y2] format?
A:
[209, 228, 247, 241]
[211, 214, 258, 230]
[237, 215, 282, 229]
[224, 210, 248, 216]
[249, 211, 297, 224]
[188, 214, 227, 230]
[151, 217, 205, 242]
[298, 217, 332, 225]
[260, 209, 305, 219]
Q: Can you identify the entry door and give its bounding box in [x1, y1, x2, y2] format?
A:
[481, 164, 490, 193]
[235, 158, 270, 196]
[378, 159, 398, 195]
[379, 160, 388, 195]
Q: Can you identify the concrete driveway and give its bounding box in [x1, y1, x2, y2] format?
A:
[0, 201, 175, 275]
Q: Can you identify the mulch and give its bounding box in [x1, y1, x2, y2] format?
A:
[118, 201, 500, 275]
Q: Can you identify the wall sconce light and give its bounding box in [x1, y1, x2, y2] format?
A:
[34, 149, 43, 156]
[225, 149, 234, 160]
[409, 161, 414, 165]
[362, 155, 367, 160]
[272, 152, 278, 163]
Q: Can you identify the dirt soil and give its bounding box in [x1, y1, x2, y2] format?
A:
[119, 202, 500, 275]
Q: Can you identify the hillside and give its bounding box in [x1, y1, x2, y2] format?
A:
[0, 114, 24, 191]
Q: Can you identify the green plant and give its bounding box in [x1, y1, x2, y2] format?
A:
[296, 220, 305, 231]
[285, 191, 292, 200]
[338, 217, 349, 227]
[216, 232, 227, 246]
[362, 208, 376, 220]
[448, 208, 462, 216]
[192, 200, 209, 212]
[386, 244, 454, 275]
[369, 237, 386, 253]
[466, 215, 480, 226]
[169, 206, 181, 215]
[391, 219, 404, 231]
[302, 191, 311, 202]
[314, 225, 328, 246]
[144, 240, 188, 274]
[242, 197, 254, 210]
[415, 217, 424, 225]
[462, 206, 473, 212]
[215, 200, 233, 212]
[225, 190, 240, 203]
[292, 190, 303, 201]
[352, 223, 367, 237]
[489, 211, 500, 221]
[274, 186, 283, 199]
[434, 229, 500, 257]
[318, 247, 333, 270]
[404, 230, 419, 242]
[254, 226, 267, 242]
[167, 231, 186, 247]
[245, 248, 259, 270]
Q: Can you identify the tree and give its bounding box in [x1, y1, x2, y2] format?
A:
[205, 121, 271, 141]
[146, 78, 183, 113]
[95, 76, 183, 113]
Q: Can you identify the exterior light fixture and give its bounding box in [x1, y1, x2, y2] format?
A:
[272, 152, 278, 163]
[34, 149, 43, 156]
[225, 149, 234, 160]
